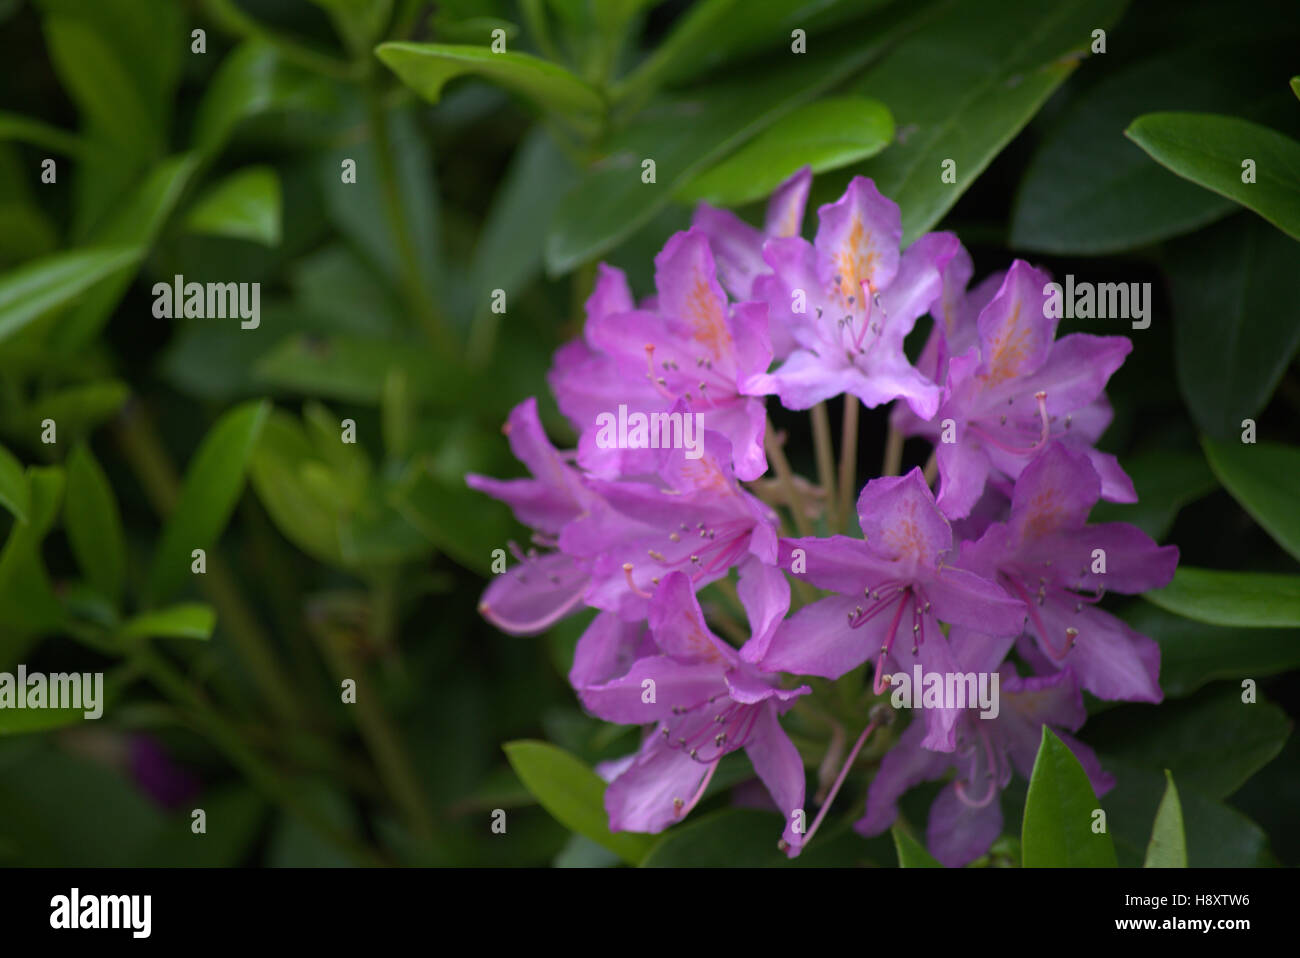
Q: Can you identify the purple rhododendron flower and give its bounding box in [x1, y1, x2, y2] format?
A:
[956, 442, 1178, 703]
[577, 573, 808, 849]
[759, 468, 1025, 751]
[745, 177, 952, 418]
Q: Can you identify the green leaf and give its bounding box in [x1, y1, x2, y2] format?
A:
[1022, 727, 1116, 867]
[1010, 38, 1299, 254]
[0, 704, 92, 736]
[1167, 217, 1300, 439]
[0, 111, 85, 156]
[545, 3, 924, 274]
[1143, 771, 1187, 867]
[192, 40, 336, 155]
[639, 808, 870, 867]
[1088, 448, 1216, 541]
[1126, 112, 1300, 241]
[308, 0, 392, 53]
[892, 824, 942, 867]
[51, 153, 201, 351]
[183, 167, 282, 246]
[0, 380, 129, 446]
[389, 461, 517, 576]
[1202, 436, 1300, 562]
[118, 603, 216, 641]
[0, 443, 29, 523]
[1089, 685, 1291, 801]
[1102, 758, 1272, 867]
[678, 96, 894, 206]
[145, 400, 270, 604]
[254, 334, 469, 405]
[376, 43, 604, 123]
[64, 443, 125, 603]
[1145, 567, 1300, 628]
[502, 739, 656, 864]
[1122, 601, 1300, 699]
[247, 411, 346, 567]
[1292, 76, 1300, 101]
[0, 247, 141, 345]
[0, 467, 66, 652]
[854, 0, 1130, 245]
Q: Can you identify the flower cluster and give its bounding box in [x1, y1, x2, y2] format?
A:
[467, 169, 1177, 867]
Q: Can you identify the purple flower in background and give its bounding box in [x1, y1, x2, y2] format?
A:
[856, 650, 1113, 867]
[130, 734, 202, 811]
[577, 573, 808, 849]
[927, 260, 1136, 518]
[551, 231, 773, 481]
[957, 442, 1178, 703]
[759, 469, 1025, 751]
[745, 177, 952, 418]
[465, 398, 596, 635]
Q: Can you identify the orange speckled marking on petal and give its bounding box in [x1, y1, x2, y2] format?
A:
[687, 273, 732, 358]
[835, 216, 876, 301]
[679, 457, 730, 495]
[881, 497, 928, 562]
[1022, 487, 1065, 539]
[668, 607, 726, 663]
[982, 301, 1032, 386]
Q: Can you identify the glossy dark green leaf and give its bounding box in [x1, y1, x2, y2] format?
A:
[1126, 112, 1300, 241]
[145, 400, 270, 604]
[118, 603, 216, 641]
[1102, 757, 1272, 867]
[376, 42, 604, 121]
[1087, 685, 1290, 800]
[854, 0, 1129, 245]
[545, 4, 923, 274]
[1145, 567, 1300, 628]
[1010, 38, 1298, 254]
[1166, 216, 1300, 439]
[1088, 448, 1216, 541]
[1202, 436, 1300, 562]
[1143, 770, 1187, 867]
[1022, 727, 1117, 867]
[678, 96, 894, 206]
[183, 167, 282, 246]
[64, 443, 125, 603]
[0, 247, 141, 345]
[0, 442, 29, 523]
[1122, 601, 1300, 699]
[503, 739, 657, 864]
[892, 824, 942, 867]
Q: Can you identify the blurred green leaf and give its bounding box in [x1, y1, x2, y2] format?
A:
[309, 0, 393, 53]
[1010, 37, 1298, 254]
[1022, 727, 1116, 867]
[0, 380, 129, 446]
[0, 247, 141, 345]
[248, 410, 346, 566]
[0, 442, 29, 523]
[1145, 567, 1300, 628]
[390, 461, 516, 575]
[1088, 685, 1290, 800]
[64, 443, 125, 603]
[119, 603, 217, 641]
[545, 3, 924, 274]
[193, 40, 336, 155]
[0, 467, 66, 653]
[854, 0, 1129, 245]
[1166, 217, 1300, 439]
[0, 112, 84, 156]
[52, 153, 200, 352]
[1202, 436, 1300, 562]
[503, 739, 656, 864]
[145, 400, 270, 604]
[1143, 770, 1187, 867]
[1122, 602, 1300, 699]
[892, 824, 942, 867]
[1126, 112, 1300, 241]
[377, 42, 604, 122]
[184, 167, 283, 246]
[678, 96, 894, 206]
[640, 808, 867, 867]
[254, 334, 468, 405]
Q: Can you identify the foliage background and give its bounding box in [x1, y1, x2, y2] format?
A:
[0, 0, 1296, 867]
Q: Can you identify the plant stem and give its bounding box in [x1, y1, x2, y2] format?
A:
[837, 396, 859, 533]
[923, 449, 939, 486]
[810, 403, 837, 531]
[200, 0, 361, 80]
[882, 424, 904, 477]
[764, 420, 812, 538]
